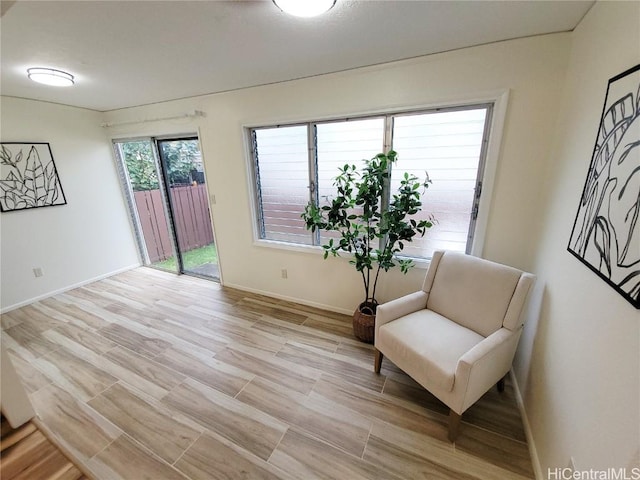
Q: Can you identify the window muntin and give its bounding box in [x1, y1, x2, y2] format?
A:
[250, 105, 491, 259]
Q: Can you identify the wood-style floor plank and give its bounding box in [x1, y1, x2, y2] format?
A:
[41, 328, 176, 401]
[103, 346, 186, 393]
[312, 374, 450, 441]
[365, 420, 533, 480]
[98, 323, 171, 358]
[1, 267, 534, 480]
[103, 301, 169, 327]
[0, 422, 37, 452]
[88, 382, 201, 464]
[30, 383, 122, 461]
[162, 378, 287, 461]
[4, 323, 60, 358]
[5, 305, 65, 333]
[302, 314, 355, 337]
[235, 298, 308, 325]
[235, 375, 306, 426]
[269, 427, 404, 480]
[206, 318, 287, 354]
[460, 382, 528, 442]
[252, 317, 340, 353]
[154, 347, 253, 397]
[174, 431, 292, 480]
[50, 323, 116, 354]
[6, 351, 52, 394]
[88, 434, 189, 480]
[276, 342, 386, 392]
[452, 422, 535, 477]
[39, 298, 112, 330]
[214, 346, 319, 395]
[0, 418, 86, 480]
[296, 390, 372, 457]
[364, 434, 478, 480]
[1, 429, 60, 479]
[383, 370, 450, 416]
[144, 317, 228, 353]
[34, 347, 118, 402]
[1, 310, 23, 330]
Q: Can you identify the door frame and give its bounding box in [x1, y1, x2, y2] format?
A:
[112, 134, 219, 281]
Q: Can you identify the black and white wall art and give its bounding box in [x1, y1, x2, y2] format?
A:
[568, 64, 640, 309]
[0, 142, 67, 212]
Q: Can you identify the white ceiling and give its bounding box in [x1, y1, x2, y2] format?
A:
[1, 0, 594, 112]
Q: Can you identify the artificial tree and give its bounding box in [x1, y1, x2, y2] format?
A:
[302, 150, 434, 342]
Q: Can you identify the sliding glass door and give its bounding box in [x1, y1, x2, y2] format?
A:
[156, 138, 218, 278]
[114, 136, 218, 280]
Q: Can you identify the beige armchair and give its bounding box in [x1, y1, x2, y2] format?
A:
[374, 250, 534, 441]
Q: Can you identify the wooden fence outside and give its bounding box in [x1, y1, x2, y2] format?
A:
[133, 184, 214, 263]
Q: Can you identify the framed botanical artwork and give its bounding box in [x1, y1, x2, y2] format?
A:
[568, 63, 640, 309]
[0, 142, 67, 212]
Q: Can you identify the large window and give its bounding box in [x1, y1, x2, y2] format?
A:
[249, 105, 492, 259]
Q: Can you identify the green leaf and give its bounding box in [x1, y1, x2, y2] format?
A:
[298, 149, 435, 300]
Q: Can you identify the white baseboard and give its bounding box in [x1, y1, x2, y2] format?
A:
[222, 282, 353, 316]
[510, 370, 543, 480]
[0, 263, 141, 314]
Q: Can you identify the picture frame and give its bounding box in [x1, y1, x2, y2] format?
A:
[567, 64, 640, 309]
[0, 142, 67, 212]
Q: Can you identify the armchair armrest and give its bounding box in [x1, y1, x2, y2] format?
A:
[454, 327, 522, 413]
[375, 291, 429, 341]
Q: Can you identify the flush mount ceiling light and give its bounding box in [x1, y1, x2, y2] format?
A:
[27, 68, 75, 87]
[273, 0, 336, 17]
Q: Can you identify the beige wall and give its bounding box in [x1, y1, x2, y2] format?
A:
[514, 1, 640, 474]
[104, 33, 570, 313]
[0, 98, 140, 310]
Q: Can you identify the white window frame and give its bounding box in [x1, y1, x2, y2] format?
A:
[244, 91, 509, 263]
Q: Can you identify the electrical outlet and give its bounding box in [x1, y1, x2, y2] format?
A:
[33, 267, 43, 278]
[281, 269, 288, 279]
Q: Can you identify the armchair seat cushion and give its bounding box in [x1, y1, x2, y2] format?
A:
[377, 309, 484, 392]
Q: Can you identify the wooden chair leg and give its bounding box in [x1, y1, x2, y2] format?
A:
[374, 349, 383, 373]
[497, 375, 506, 393]
[448, 410, 461, 442]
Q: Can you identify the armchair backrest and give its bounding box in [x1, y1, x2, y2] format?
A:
[422, 251, 534, 337]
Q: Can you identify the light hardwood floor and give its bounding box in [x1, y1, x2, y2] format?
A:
[1, 267, 534, 479]
[1, 416, 87, 479]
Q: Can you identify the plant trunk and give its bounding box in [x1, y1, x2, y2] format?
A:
[371, 263, 383, 304]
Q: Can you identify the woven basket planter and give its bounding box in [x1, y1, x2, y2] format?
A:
[352, 300, 378, 344]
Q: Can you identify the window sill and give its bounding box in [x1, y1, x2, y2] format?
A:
[253, 239, 432, 270]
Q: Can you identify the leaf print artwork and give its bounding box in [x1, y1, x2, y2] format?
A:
[0, 143, 67, 212]
[568, 64, 640, 309]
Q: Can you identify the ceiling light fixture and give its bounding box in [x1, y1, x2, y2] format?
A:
[27, 68, 75, 87]
[273, 0, 336, 17]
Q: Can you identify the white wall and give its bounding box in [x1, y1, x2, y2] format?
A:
[104, 33, 570, 312]
[0, 97, 140, 310]
[4, 8, 637, 473]
[514, 1, 640, 474]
